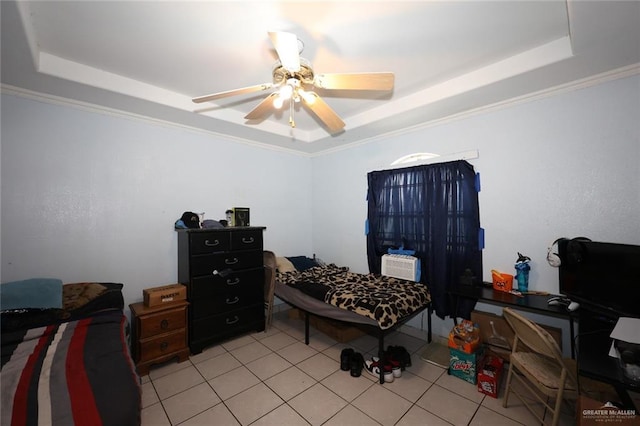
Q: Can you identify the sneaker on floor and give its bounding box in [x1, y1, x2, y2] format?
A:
[373, 356, 402, 378]
[365, 358, 394, 383]
[386, 345, 411, 370]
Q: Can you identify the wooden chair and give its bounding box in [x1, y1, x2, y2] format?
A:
[502, 307, 579, 426]
[263, 250, 277, 329]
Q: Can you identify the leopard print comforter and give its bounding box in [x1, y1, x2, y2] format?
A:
[277, 264, 430, 329]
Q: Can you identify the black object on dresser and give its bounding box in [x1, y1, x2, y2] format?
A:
[178, 226, 266, 354]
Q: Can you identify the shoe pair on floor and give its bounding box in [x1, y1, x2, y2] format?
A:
[364, 346, 412, 383]
[342, 346, 412, 383]
[341, 348, 364, 377]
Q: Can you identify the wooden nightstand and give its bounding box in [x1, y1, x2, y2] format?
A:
[129, 300, 190, 376]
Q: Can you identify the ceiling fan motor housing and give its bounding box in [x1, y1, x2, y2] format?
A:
[272, 58, 314, 87]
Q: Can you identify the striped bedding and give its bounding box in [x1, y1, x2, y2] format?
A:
[1, 311, 141, 426]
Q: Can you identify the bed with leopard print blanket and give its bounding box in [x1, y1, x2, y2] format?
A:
[276, 264, 430, 330]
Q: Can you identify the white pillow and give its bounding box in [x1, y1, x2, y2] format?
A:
[276, 257, 297, 273]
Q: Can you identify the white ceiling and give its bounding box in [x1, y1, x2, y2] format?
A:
[2, 1, 639, 154]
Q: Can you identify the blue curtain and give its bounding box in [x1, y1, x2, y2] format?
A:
[366, 160, 482, 319]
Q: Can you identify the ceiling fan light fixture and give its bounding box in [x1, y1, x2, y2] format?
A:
[298, 88, 316, 105]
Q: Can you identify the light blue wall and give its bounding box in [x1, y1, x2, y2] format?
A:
[311, 74, 640, 346]
[1, 94, 313, 307]
[2, 74, 639, 351]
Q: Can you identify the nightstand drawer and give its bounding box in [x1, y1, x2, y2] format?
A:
[139, 330, 187, 362]
[139, 305, 187, 339]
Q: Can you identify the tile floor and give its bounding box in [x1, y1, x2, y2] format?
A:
[140, 311, 579, 426]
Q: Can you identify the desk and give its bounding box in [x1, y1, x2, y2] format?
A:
[577, 310, 639, 410]
[449, 284, 576, 358]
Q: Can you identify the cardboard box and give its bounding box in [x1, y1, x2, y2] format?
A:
[287, 308, 365, 343]
[477, 353, 504, 398]
[448, 320, 481, 354]
[143, 284, 187, 307]
[470, 310, 562, 361]
[449, 346, 483, 385]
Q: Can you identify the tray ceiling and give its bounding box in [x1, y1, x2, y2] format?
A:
[2, 1, 639, 154]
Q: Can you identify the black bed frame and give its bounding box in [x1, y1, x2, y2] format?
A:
[295, 302, 433, 384]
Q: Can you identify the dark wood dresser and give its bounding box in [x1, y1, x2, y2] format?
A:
[177, 227, 266, 354]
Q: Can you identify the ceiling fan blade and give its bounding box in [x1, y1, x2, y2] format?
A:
[302, 92, 345, 133]
[314, 72, 395, 91]
[268, 31, 300, 72]
[192, 83, 273, 103]
[244, 93, 278, 120]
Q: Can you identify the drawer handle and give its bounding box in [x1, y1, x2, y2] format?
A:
[225, 257, 239, 265]
[160, 319, 169, 329]
[242, 237, 254, 244]
[226, 278, 240, 286]
[226, 296, 239, 305]
[204, 239, 220, 247]
[160, 342, 169, 351]
[226, 316, 239, 325]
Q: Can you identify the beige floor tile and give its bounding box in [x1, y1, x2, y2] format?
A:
[436, 370, 486, 403]
[323, 404, 380, 426]
[307, 331, 338, 352]
[148, 358, 193, 380]
[161, 382, 220, 425]
[352, 383, 413, 426]
[141, 381, 159, 408]
[395, 405, 453, 426]
[141, 402, 171, 426]
[179, 403, 240, 426]
[382, 371, 433, 403]
[225, 382, 284, 425]
[296, 352, 341, 381]
[259, 331, 298, 351]
[230, 340, 273, 364]
[152, 365, 205, 400]
[195, 351, 242, 380]
[470, 406, 521, 425]
[277, 341, 319, 364]
[409, 358, 447, 383]
[189, 343, 226, 365]
[264, 366, 315, 401]
[321, 369, 375, 402]
[245, 352, 292, 381]
[416, 384, 479, 425]
[288, 383, 348, 426]
[252, 325, 282, 340]
[208, 365, 261, 400]
[221, 334, 256, 351]
[250, 403, 309, 426]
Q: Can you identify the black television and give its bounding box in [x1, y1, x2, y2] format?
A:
[558, 239, 640, 318]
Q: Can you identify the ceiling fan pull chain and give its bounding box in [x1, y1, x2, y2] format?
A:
[289, 97, 295, 128]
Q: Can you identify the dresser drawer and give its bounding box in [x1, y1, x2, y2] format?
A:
[190, 268, 263, 299]
[230, 230, 263, 251]
[192, 305, 264, 342]
[190, 232, 230, 254]
[138, 329, 187, 362]
[189, 250, 263, 277]
[191, 288, 262, 320]
[139, 306, 187, 339]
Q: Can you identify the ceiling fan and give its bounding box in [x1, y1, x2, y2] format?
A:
[192, 31, 394, 134]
